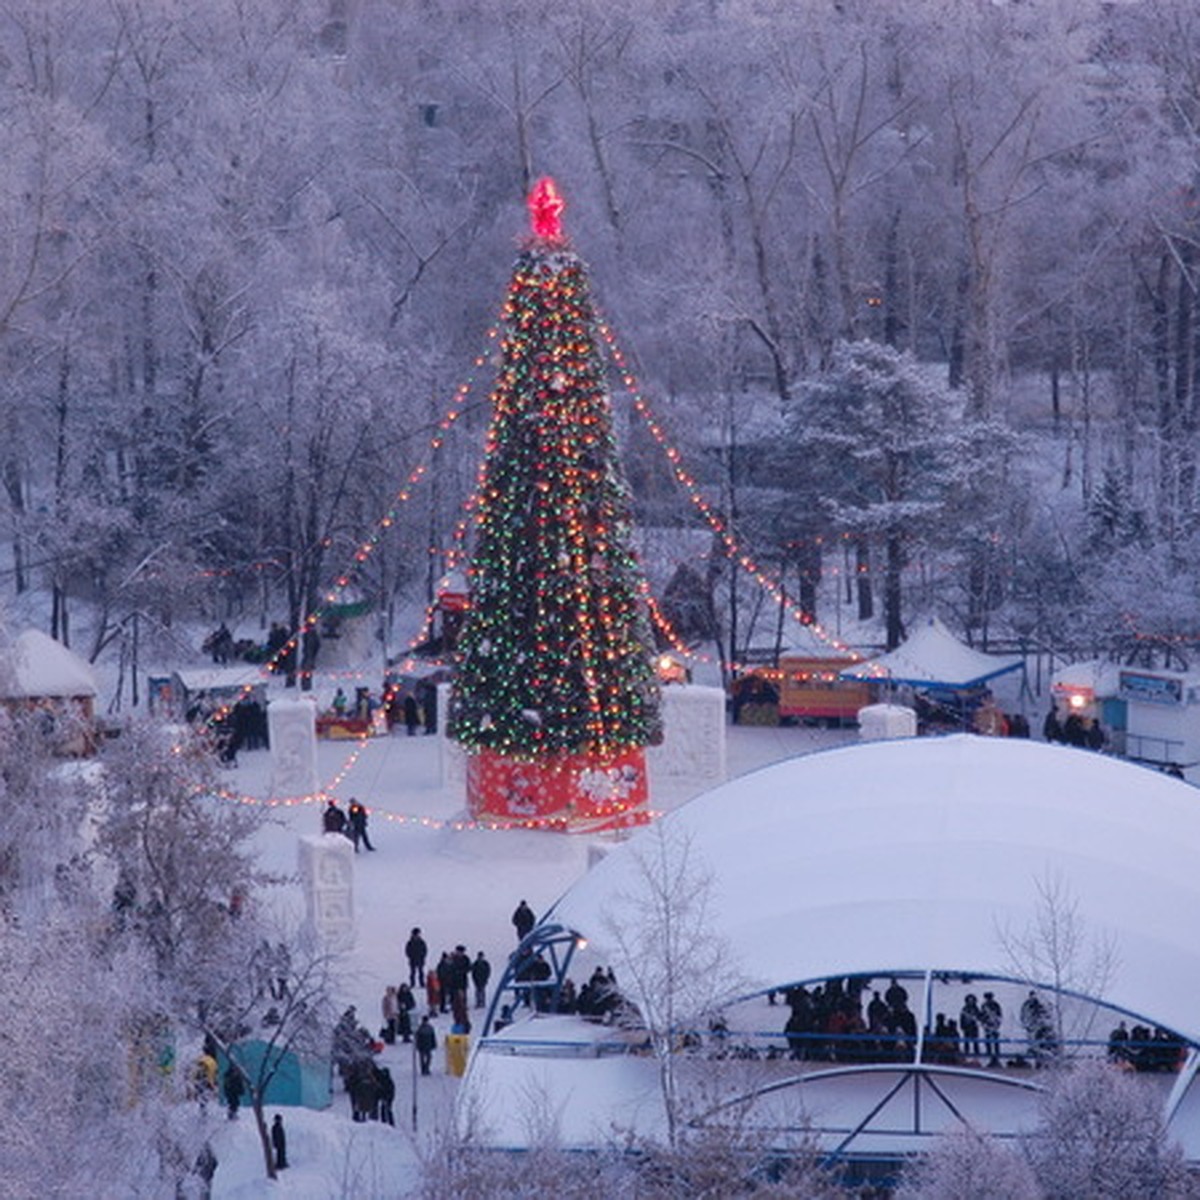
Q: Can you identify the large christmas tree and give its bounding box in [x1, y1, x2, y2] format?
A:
[451, 179, 661, 828]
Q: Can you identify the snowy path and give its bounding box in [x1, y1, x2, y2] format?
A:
[201, 690, 853, 1196]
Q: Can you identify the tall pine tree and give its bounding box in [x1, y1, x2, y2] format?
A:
[451, 180, 660, 821]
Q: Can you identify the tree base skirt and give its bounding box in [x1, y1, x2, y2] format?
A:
[465, 745, 651, 832]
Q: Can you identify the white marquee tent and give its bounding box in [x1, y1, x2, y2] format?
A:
[840, 615, 1021, 689]
[461, 735, 1200, 1163]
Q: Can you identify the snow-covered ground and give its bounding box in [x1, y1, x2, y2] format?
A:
[199, 677, 856, 1197]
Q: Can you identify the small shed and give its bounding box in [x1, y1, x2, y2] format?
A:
[0, 629, 100, 753]
[170, 667, 268, 720]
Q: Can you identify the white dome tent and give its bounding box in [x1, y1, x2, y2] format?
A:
[459, 736, 1200, 1167]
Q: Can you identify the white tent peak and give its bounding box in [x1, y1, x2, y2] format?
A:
[0, 629, 99, 699]
[842, 614, 1021, 688]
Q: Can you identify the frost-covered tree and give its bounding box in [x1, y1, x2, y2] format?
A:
[201, 935, 336, 1182]
[784, 339, 1002, 648]
[0, 705, 90, 922]
[1024, 1059, 1194, 1199]
[894, 1127, 1040, 1200]
[90, 717, 274, 992]
[996, 869, 1119, 1056]
[599, 821, 749, 1150]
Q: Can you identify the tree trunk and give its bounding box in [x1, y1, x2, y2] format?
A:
[251, 1095, 277, 1181]
[854, 536, 873, 621]
[884, 530, 905, 650]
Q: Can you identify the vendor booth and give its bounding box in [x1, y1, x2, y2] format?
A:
[734, 622, 870, 726]
[1051, 658, 1200, 775]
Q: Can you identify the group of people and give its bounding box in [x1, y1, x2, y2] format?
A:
[1043, 707, 1106, 750]
[382, 677, 439, 736]
[321, 798, 375, 851]
[331, 1007, 398, 1122]
[403, 929, 493, 1027]
[1107, 1020, 1186, 1072]
[779, 978, 1010, 1067]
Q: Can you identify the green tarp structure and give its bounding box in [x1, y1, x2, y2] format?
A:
[222, 1040, 332, 1110]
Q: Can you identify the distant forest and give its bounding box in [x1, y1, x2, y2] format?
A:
[1, 0, 1197, 686]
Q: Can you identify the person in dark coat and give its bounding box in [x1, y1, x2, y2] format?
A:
[403, 694, 420, 736]
[375, 1065, 396, 1126]
[347, 799, 374, 852]
[396, 983, 416, 1042]
[405, 927, 427, 987]
[471, 952, 492, 1009]
[222, 1063, 245, 1119]
[1062, 712, 1087, 747]
[415, 1016, 437, 1075]
[347, 1060, 379, 1122]
[322, 800, 348, 836]
[1043, 707, 1062, 743]
[512, 899, 535, 942]
[270, 1114, 287, 1170]
[436, 951, 453, 1013]
[448, 945, 471, 1011]
[981, 991, 1004, 1067]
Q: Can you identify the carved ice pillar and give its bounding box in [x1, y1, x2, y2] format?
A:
[438, 682, 466, 790]
[268, 696, 319, 799]
[647, 684, 727, 789]
[298, 834, 355, 952]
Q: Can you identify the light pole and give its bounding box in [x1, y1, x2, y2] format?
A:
[411, 1027, 418, 1132]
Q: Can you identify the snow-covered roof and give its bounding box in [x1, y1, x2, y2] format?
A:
[840, 615, 1021, 687]
[545, 735, 1200, 1043]
[0, 629, 98, 699]
[172, 667, 267, 694]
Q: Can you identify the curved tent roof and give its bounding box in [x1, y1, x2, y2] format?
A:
[840, 615, 1021, 688]
[0, 629, 98, 699]
[545, 735, 1200, 1044]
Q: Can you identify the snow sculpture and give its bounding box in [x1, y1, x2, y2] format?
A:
[269, 696, 319, 799]
[647, 685, 726, 786]
[298, 833, 354, 951]
[857, 702, 918, 741]
[438, 681, 467, 789]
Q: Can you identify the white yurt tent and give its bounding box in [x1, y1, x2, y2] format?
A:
[0, 629, 100, 752]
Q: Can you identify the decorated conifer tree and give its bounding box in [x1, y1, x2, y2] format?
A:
[451, 178, 661, 829]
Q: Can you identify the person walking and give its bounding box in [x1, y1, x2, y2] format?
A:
[471, 951, 492, 1009]
[512, 899, 535, 942]
[270, 1114, 288, 1170]
[415, 1016, 437, 1076]
[347, 798, 375, 852]
[405, 927, 428, 987]
[222, 1063, 245, 1120]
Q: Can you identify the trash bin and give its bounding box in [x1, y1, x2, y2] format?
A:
[445, 1032, 470, 1077]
